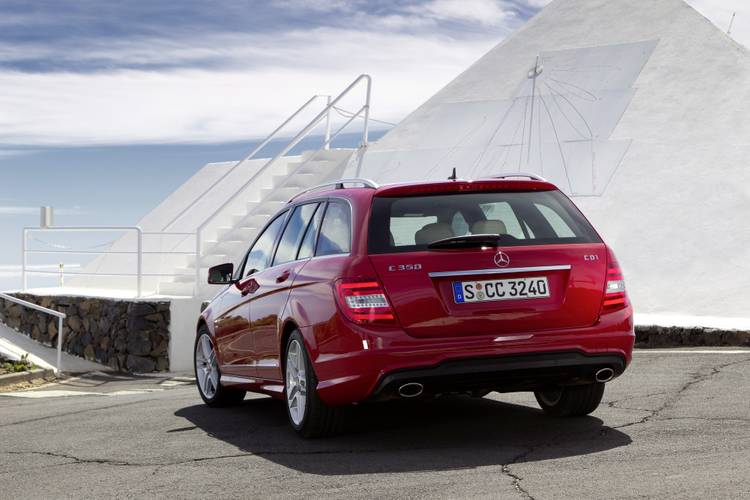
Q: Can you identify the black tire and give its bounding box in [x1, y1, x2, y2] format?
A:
[534, 382, 605, 417]
[194, 326, 246, 407]
[284, 331, 344, 438]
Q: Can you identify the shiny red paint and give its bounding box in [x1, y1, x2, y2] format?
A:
[198, 180, 634, 405]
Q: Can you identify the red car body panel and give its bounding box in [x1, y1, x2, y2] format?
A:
[199, 180, 634, 405]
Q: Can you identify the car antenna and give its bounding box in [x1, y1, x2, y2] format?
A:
[448, 168, 458, 181]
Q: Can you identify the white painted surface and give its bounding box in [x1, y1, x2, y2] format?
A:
[0, 322, 107, 373]
[168, 297, 205, 372]
[352, 0, 750, 319]
[635, 313, 750, 331]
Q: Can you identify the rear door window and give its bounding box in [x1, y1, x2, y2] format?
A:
[316, 200, 351, 256]
[368, 190, 600, 254]
[273, 202, 319, 266]
[297, 203, 324, 260]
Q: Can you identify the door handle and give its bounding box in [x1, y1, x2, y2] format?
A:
[276, 270, 291, 283]
[239, 279, 259, 296]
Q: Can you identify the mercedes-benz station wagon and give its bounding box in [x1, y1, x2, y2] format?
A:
[195, 176, 633, 437]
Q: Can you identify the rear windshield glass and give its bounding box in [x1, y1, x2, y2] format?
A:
[368, 190, 601, 254]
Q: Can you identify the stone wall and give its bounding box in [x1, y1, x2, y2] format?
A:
[0, 294, 170, 372]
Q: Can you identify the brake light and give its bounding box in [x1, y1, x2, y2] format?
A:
[602, 247, 628, 311]
[335, 279, 396, 324]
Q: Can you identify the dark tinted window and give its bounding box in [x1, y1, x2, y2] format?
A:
[297, 203, 324, 260]
[273, 203, 319, 265]
[368, 190, 600, 254]
[244, 213, 286, 276]
[316, 201, 351, 256]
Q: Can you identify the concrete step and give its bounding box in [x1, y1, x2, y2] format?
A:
[292, 159, 341, 175]
[300, 148, 355, 162]
[186, 253, 230, 268]
[226, 226, 258, 242]
[157, 281, 195, 296]
[205, 239, 245, 256]
[257, 186, 299, 203]
[273, 172, 317, 189]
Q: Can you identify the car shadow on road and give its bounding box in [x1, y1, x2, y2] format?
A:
[175, 394, 630, 475]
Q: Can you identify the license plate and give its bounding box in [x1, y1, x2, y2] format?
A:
[452, 277, 550, 303]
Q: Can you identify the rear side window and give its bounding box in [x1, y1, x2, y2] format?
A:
[273, 203, 319, 266]
[368, 190, 600, 254]
[316, 201, 351, 256]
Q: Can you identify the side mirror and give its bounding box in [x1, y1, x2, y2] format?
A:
[207, 263, 235, 285]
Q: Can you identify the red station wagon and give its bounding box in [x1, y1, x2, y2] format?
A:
[195, 175, 634, 437]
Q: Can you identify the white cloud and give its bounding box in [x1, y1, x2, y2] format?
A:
[0, 29, 499, 146]
[409, 0, 514, 26]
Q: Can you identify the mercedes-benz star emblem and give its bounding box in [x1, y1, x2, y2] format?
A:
[494, 251, 510, 268]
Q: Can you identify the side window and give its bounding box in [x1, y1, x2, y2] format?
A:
[244, 213, 286, 277]
[479, 201, 525, 239]
[297, 203, 324, 260]
[390, 215, 437, 246]
[273, 203, 319, 266]
[316, 201, 351, 256]
[534, 203, 576, 237]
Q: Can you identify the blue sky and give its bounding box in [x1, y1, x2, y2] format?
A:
[0, 0, 553, 288]
[0, 0, 745, 289]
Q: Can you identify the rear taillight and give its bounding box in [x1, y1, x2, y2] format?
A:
[335, 279, 396, 324]
[602, 247, 628, 311]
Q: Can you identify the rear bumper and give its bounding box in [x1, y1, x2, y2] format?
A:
[368, 351, 625, 401]
[305, 308, 634, 406]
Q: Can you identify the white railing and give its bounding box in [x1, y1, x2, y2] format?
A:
[19, 75, 372, 298]
[193, 74, 372, 286]
[161, 94, 333, 232]
[0, 292, 66, 374]
[21, 226, 197, 297]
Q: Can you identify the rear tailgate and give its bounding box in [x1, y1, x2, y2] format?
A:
[370, 244, 606, 338]
[367, 180, 607, 339]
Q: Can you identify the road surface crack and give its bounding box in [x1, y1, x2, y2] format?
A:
[501, 447, 535, 500]
[612, 357, 750, 430]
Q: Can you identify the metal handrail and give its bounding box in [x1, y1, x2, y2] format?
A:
[0, 292, 66, 374]
[23, 226, 143, 297]
[194, 74, 372, 287]
[288, 178, 379, 202]
[22, 227, 201, 297]
[161, 95, 330, 232]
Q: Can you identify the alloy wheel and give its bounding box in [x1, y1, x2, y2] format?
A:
[285, 339, 307, 426]
[195, 333, 219, 399]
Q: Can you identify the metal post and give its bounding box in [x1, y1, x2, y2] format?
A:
[361, 75, 372, 147]
[21, 228, 27, 291]
[56, 315, 63, 374]
[324, 95, 332, 150]
[195, 232, 202, 295]
[136, 228, 143, 298]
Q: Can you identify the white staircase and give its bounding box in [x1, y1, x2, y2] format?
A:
[28, 74, 372, 300]
[157, 148, 355, 297]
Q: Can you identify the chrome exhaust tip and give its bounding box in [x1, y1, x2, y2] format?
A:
[595, 367, 615, 383]
[397, 382, 424, 398]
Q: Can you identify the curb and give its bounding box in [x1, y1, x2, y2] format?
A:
[0, 368, 56, 388]
[635, 325, 750, 348]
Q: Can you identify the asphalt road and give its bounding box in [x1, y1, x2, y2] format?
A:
[2, 349, 750, 499]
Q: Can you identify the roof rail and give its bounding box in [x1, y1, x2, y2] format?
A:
[486, 172, 548, 182]
[288, 178, 379, 202]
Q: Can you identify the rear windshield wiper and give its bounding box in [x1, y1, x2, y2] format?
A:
[427, 233, 510, 250]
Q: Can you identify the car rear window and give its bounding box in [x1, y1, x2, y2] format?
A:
[368, 190, 601, 254]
